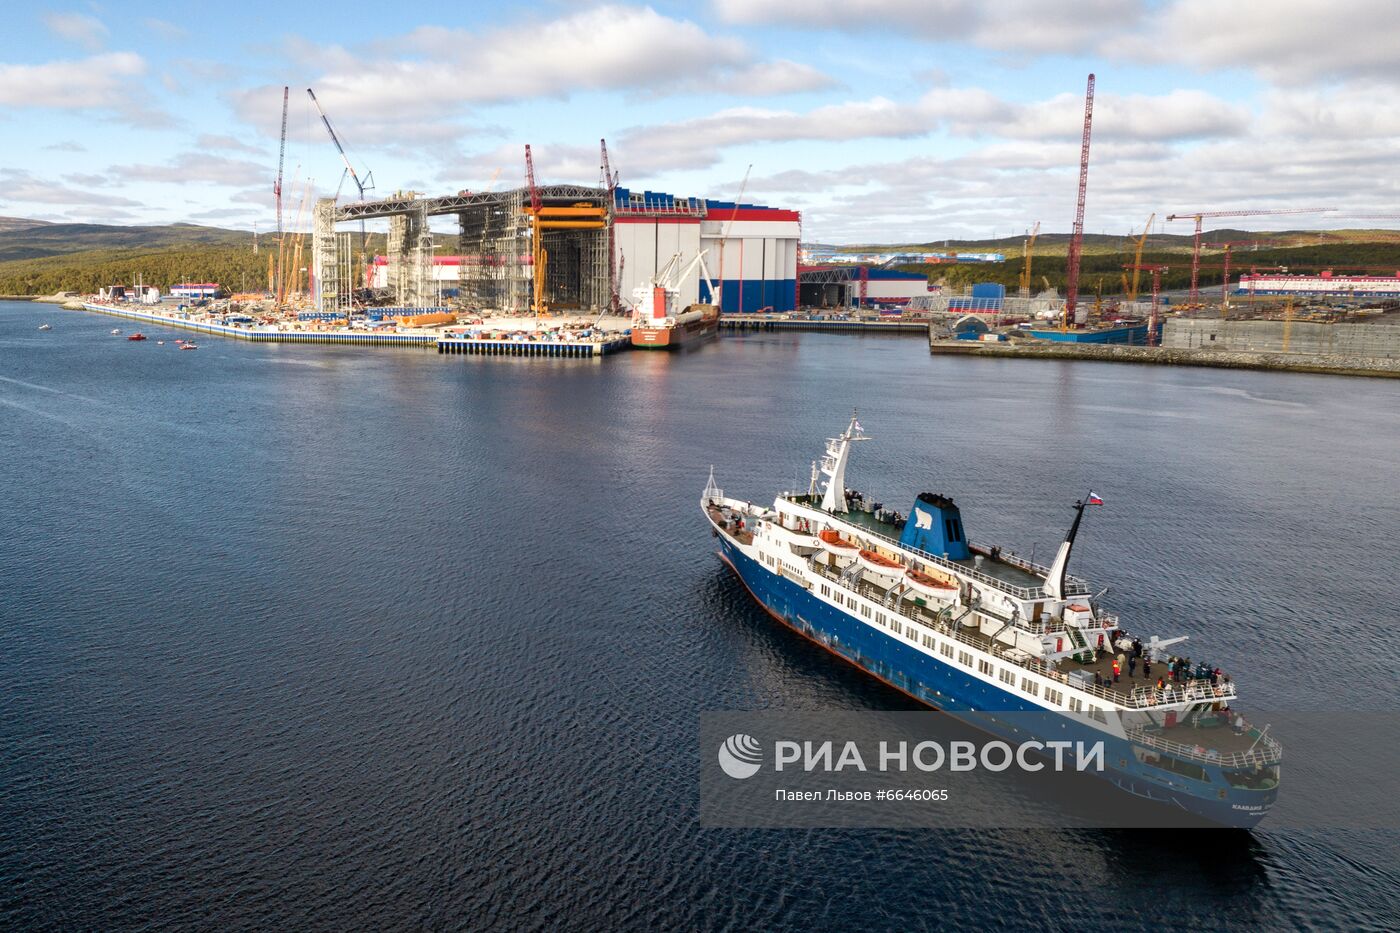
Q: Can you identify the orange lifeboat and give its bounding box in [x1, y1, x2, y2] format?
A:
[818, 529, 858, 555]
[906, 568, 958, 600]
[858, 549, 904, 576]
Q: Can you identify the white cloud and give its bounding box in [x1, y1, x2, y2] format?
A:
[0, 169, 141, 208]
[43, 12, 108, 50]
[110, 153, 268, 187]
[0, 52, 145, 108]
[144, 18, 188, 41]
[196, 134, 266, 155]
[231, 6, 834, 147]
[712, 0, 1145, 53]
[1148, 0, 1400, 85]
[611, 85, 1245, 173]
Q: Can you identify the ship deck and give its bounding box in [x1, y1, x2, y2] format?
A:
[788, 494, 1047, 590]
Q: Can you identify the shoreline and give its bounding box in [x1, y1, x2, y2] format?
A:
[64, 303, 631, 356]
[929, 338, 1400, 380]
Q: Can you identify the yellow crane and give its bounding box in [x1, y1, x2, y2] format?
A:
[1019, 222, 1040, 298]
[1127, 213, 1154, 302]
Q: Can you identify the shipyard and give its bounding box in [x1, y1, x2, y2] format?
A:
[6, 3, 1400, 932]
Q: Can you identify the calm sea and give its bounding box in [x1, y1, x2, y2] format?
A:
[3, 301, 1398, 930]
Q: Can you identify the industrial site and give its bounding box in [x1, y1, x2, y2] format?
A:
[25, 76, 1400, 376]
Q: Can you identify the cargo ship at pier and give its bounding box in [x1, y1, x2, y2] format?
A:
[702, 416, 1281, 826]
[631, 250, 720, 349]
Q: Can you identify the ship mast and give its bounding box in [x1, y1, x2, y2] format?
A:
[818, 413, 870, 513]
[1045, 499, 1087, 601]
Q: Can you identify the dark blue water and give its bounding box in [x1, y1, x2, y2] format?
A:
[3, 300, 1399, 930]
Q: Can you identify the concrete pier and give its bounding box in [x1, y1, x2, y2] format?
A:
[436, 335, 629, 358]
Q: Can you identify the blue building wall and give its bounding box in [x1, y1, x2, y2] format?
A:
[703, 278, 797, 313]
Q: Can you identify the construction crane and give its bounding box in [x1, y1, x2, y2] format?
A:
[1019, 221, 1040, 298]
[1126, 213, 1154, 301]
[521, 145, 606, 316]
[525, 144, 544, 315]
[1063, 73, 1095, 330]
[717, 164, 752, 312]
[307, 87, 374, 304]
[1165, 207, 1333, 308]
[1203, 238, 1284, 313]
[274, 87, 288, 240]
[600, 139, 619, 314]
[1124, 262, 1168, 346]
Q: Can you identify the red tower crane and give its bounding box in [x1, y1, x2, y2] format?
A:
[274, 86, 288, 241]
[1124, 262, 1168, 346]
[858, 265, 869, 308]
[1203, 238, 1284, 310]
[1165, 208, 1333, 307]
[1063, 73, 1096, 329]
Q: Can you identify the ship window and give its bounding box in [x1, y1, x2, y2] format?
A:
[1020, 677, 1040, 697]
[1068, 697, 1083, 712]
[1045, 688, 1063, 706]
[958, 650, 973, 667]
[941, 643, 954, 659]
[891, 621, 903, 636]
[978, 659, 994, 676]
[1088, 707, 1107, 723]
[1133, 748, 1210, 783]
[1000, 669, 1016, 686]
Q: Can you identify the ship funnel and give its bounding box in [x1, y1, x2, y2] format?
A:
[900, 493, 971, 560]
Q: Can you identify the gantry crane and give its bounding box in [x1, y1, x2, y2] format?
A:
[1019, 222, 1040, 298]
[1165, 207, 1333, 308]
[521, 145, 606, 316]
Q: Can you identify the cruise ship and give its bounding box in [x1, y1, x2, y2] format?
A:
[702, 416, 1282, 826]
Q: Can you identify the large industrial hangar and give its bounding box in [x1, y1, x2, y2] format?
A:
[314, 183, 801, 315]
[798, 265, 935, 308]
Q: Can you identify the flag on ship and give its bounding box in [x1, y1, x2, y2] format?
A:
[1087, 491, 1104, 505]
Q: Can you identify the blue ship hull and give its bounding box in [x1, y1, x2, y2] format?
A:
[715, 534, 1277, 828]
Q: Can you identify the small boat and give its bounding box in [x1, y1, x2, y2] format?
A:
[111, 328, 121, 335]
[858, 548, 905, 576]
[38, 324, 51, 331]
[905, 567, 959, 600]
[174, 339, 185, 344]
[179, 343, 199, 350]
[127, 333, 147, 341]
[156, 341, 165, 345]
[818, 529, 858, 555]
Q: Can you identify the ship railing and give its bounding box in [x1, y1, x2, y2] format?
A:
[806, 560, 1235, 711]
[783, 496, 1090, 600]
[1124, 722, 1281, 768]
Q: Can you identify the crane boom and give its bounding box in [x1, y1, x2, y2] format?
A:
[717, 164, 752, 311]
[1064, 73, 1095, 328]
[1166, 207, 1333, 306]
[274, 86, 288, 239]
[1128, 212, 1154, 301]
[1020, 221, 1040, 297]
[306, 88, 371, 200]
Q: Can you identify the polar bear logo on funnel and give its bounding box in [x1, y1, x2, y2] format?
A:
[913, 507, 934, 530]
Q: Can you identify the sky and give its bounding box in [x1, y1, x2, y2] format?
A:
[2, 0, 1399, 243]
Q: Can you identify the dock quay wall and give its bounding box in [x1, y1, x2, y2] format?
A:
[721, 314, 926, 333]
[79, 303, 439, 346]
[929, 334, 1400, 379]
[1162, 318, 1400, 359]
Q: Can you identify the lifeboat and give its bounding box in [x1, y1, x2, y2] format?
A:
[859, 549, 904, 576]
[905, 568, 958, 600]
[179, 343, 199, 350]
[127, 332, 147, 341]
[818, 529, 858, 555]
